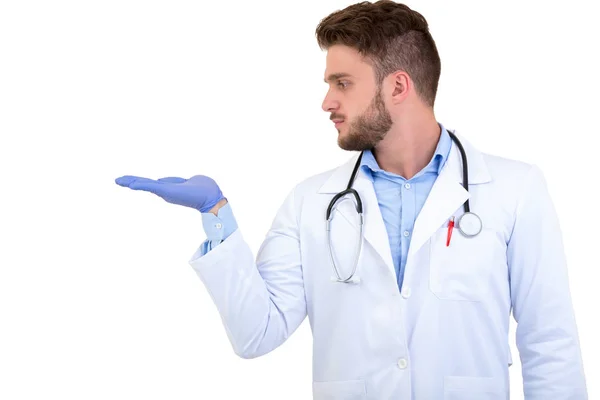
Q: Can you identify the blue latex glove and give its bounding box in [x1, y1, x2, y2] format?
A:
[115, 175, 225, 213]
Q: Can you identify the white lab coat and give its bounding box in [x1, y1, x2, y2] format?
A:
[188, 132, 587, 399]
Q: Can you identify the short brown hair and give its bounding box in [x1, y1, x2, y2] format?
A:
[315, 0, 441, 108]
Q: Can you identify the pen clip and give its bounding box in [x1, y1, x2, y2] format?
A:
[446, 216, 455, 247]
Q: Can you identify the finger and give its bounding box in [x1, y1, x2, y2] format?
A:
[157, 177, 186, 184]
[128, 178, 169, 196]
[115, 175, 152, 188]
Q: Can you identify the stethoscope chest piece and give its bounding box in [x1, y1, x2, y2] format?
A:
[457, 211, 482, 237]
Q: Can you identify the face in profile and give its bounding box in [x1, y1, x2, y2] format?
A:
[322, 45, 392, 151]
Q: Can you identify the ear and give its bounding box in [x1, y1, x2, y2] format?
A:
[390, 71, 411, 103]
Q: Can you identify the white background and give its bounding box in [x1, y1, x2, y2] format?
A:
[1, 0, 598, 398]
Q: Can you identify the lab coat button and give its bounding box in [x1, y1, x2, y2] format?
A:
[397, 358, 408, 369]
[215, 223, 222, 229]
[401, 287, 411, 298]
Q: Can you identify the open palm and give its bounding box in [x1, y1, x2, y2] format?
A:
[115, 175, 224, 213]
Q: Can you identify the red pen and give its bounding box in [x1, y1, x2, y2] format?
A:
[446, 216, 455, 247]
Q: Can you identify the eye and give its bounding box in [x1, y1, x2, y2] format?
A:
[337, 81, 349, 89]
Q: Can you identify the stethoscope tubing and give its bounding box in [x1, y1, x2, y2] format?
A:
[326, 130, 479, 283]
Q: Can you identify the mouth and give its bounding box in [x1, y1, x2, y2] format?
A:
[333, 120, 344, 128]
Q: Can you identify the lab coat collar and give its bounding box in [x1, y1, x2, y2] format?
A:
[317, 131, 491, 278]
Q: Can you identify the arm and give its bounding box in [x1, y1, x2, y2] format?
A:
[507, 165, 587, 399]
[115, 174, 307, 359]
[188, 187, 307, 359]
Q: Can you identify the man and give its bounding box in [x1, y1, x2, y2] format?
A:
[116, 1, 587, 398]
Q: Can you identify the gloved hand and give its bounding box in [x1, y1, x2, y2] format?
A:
[115, 175, 225, 213]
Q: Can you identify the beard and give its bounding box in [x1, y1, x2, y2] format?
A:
[337, 86, 392, 151]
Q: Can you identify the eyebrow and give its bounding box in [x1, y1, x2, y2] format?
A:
[324, 73, 353, 83]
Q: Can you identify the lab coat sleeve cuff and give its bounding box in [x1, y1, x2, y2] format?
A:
[188, 239, 211, 262]
[200, 202, 238, 242]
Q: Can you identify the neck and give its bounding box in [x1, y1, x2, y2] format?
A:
[372, 111, 441, 180]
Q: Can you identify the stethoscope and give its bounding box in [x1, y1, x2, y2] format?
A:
[325, 131, 483, 284]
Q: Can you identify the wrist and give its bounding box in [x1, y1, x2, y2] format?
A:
[209, 198, 228, 216]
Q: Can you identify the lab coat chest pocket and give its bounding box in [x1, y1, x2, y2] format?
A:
[313, 379, 367, 400]
[429, 224, 499, 302]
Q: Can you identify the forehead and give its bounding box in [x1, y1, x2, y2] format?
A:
[324, 45, 373, 81]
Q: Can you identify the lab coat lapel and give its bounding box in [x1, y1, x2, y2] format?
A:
[353, 169, 396, 277]
[407, 132, 491, 261]
[318, 154, 396, 279]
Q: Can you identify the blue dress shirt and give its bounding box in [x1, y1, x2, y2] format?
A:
[197, 123, 452, 292]
[358, 123, 452, 290]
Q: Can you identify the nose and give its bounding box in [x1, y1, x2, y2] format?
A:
[321, 89, 340, 113]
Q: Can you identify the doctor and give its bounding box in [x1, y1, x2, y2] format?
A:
[115, 1, 587, 398]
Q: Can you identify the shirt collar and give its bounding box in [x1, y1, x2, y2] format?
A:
[359, 122, 452, 181]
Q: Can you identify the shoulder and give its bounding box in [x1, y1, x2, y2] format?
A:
[477, 148, 551, 211]
[482, 151, 535, 178]
[456, 132, 550, 203]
